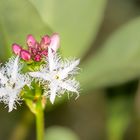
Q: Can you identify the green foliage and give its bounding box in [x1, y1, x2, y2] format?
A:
[45, 126, 80, 140]
[0, 1, 140, 139]
[79, 18, 140, 91]
[107, 96, 132, 140]
[29, 0, 107, 57]
[0, 0, 52, 59]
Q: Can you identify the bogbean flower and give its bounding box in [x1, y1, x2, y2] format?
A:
[0, 33, 80, 140]
[0, 56, 31, 112]
[0, 33, 80, 112]
[29, 47, 80, 104]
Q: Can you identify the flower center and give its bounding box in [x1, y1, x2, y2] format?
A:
[51, 71, 60, 80]
[55, 75, 59, 80]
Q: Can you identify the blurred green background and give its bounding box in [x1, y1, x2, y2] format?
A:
[1, 0, 140, 140]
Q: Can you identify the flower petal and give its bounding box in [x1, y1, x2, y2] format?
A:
[59, 59, 80, 79]
[0, 88, 7, 97]
[58, 80, 79, 93]
[49, 83, 57, 104]
[29, 71, 51, 81]
[11, 56, 19, 81]
[0, 72, 8, 84]
[48, 47, 55, 72]
[8, 93, 17, 112]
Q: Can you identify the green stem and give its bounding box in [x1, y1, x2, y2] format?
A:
[35, 104, 44, 140]
[10, 109, 34, 140]
[35, 84, 45, 140]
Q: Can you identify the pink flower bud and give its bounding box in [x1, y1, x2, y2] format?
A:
[40, 35, 51, 49]
[34, 54, 41, 62]
[20, 50, 31, 61]
[27, 34, 36, 47]
[12, 43, 22, 55]
[49, 33, 60, 52]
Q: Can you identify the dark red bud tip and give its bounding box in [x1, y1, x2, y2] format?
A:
[20, 50, 31, 61]
[30, 48, 37, 55]
[12, 43, 22, 55]
[27, 34, 36, 47]
[34, 54, 42, 62]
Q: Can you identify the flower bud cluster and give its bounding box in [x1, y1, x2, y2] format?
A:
[0, 33, 80, 112]
[12, 33, 60, 62]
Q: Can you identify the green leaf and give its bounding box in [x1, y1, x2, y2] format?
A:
[0, 0, 52, 59]
[79, 18, 140, 91]
[29, 0, 107, 57]
[45, 126, 80, 140]
[107, 96, 131, 140]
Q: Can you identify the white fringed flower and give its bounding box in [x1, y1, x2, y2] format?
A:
[29, 48, 80, 104]
[0, 56, 31, 112]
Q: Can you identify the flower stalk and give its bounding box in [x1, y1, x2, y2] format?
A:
[35, 84, 44, 140]
[0, 33, 80, 140]
[35, 101, 44, 140]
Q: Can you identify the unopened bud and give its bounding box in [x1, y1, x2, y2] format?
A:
[20, 50, 31, 61]
[12, 43, 22, 55]
[49, 33, 60, 52]
[27, 34, 36, 47]
[34, 54, 41, 62]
